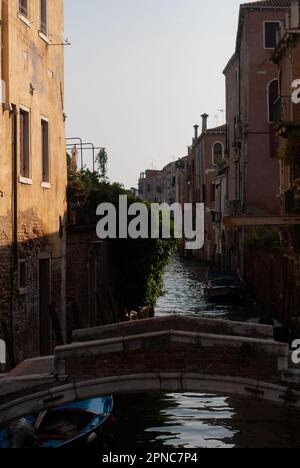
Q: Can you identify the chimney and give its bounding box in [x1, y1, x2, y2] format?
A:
[201, 113, 209, 132]
[291, 0, 299, 28]
[193, 124, 199, 140]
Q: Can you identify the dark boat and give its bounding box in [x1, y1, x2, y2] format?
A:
[202, 271, 243, 300]
[0, 396, 114, 449]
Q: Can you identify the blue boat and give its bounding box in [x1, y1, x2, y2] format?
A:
[0, 396, 114, 448]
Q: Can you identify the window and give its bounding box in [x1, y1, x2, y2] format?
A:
[19, 0, 28, 18]
[20, 108, 30, 179]
[40, 0, 48, 36]
[268, 79, 279, 123]
[18, 260, 27, 291]
[264, 22, 280, 49]
[213, 142, 224, 166]
[235, 69, 239, 95]
[41, 119, 50, 183]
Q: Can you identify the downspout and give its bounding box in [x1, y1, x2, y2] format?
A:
[238, 45, 245, 278]
[10, 105, 18, 367]
[1, 0, 16, 366]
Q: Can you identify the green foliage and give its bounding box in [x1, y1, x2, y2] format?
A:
[68, 166, 178, 309]
[95, 148, 109, 183]
[248, 226, 280, 249]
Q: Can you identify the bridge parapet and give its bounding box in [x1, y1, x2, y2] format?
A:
[0, 316, 297, 427]
[72, 315, 274, 343]
[57, 328, 288, 386]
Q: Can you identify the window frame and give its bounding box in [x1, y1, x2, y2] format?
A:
[267, 78, 280, 124]
[39, 0, 48, 37]
[263, 21, 281, 50]
[19, 0, 28, 18]
[212, 141, 225, 166]
[19, 106, 31, 182]
[41, 116, 51, 186]
[18, 259, 27, 295]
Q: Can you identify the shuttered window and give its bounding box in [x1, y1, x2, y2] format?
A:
[20, 109, 30, 179]
[41, 119, 50, 183]
[19, 0, 28, 18]
[40, 0, 48, 36]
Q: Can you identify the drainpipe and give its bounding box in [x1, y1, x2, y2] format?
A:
[9, 105, 18, 367]
[1, 1, 16, 366]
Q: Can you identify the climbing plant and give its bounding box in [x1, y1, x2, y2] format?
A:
[247, 226, 280, 249]
[67, 161, 178, 311]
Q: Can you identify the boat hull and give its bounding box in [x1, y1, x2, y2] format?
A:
[202, 287, 243, 299]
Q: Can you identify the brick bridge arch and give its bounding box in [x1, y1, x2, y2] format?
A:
[0, 315, 299, 425]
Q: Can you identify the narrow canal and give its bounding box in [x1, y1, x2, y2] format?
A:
[111, 256, 300, 449]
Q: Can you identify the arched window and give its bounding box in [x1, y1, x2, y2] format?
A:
[213, 142, 224, 166]
[268, 79, 279, 123]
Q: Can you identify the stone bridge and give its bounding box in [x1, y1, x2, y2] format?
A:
[0, 315, 300, 426]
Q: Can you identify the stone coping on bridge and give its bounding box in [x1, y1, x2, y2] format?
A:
[72, 314, 274, 343]
[58, 329, 287, 362]
[54, 329, 289, 391]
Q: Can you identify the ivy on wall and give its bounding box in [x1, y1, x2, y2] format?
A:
[67, 157, 178, 311]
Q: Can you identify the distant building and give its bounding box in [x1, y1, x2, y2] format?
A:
[186, 116, 226, 263]
[130, 187, 139, 198]
[162, 162, 177, 205]
[223, 0, 290, 272]
[138, 170, 163, 203]
[271, 0, 300, 331]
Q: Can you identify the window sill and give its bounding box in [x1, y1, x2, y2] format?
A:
[19, 177, 33, 185]
[38, 31, 50, 44]
[41, 182, 51, 189]
[18, 13, 31, 28]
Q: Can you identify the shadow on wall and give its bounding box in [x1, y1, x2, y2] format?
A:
[66, 225, 123, 335]
[0, 229, 66, 370]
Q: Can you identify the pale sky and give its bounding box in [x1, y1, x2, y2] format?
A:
[64, 0, 248, 189]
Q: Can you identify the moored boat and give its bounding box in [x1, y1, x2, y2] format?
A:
[0, 396, 114, 449]
[202, 273, 243, 300]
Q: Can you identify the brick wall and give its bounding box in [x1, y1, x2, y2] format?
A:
[0, 210, 66, 366]
[61, 331, 287, 387]
[66, 226, 122, 332]
[245, 245, 300, 331]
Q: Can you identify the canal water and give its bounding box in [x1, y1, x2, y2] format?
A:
[111, 256, 300, 449]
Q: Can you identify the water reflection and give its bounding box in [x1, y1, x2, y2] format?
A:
[156, 256, 262, 322]
[113, 393, 300, 449]
[112, 256, 300, 449]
